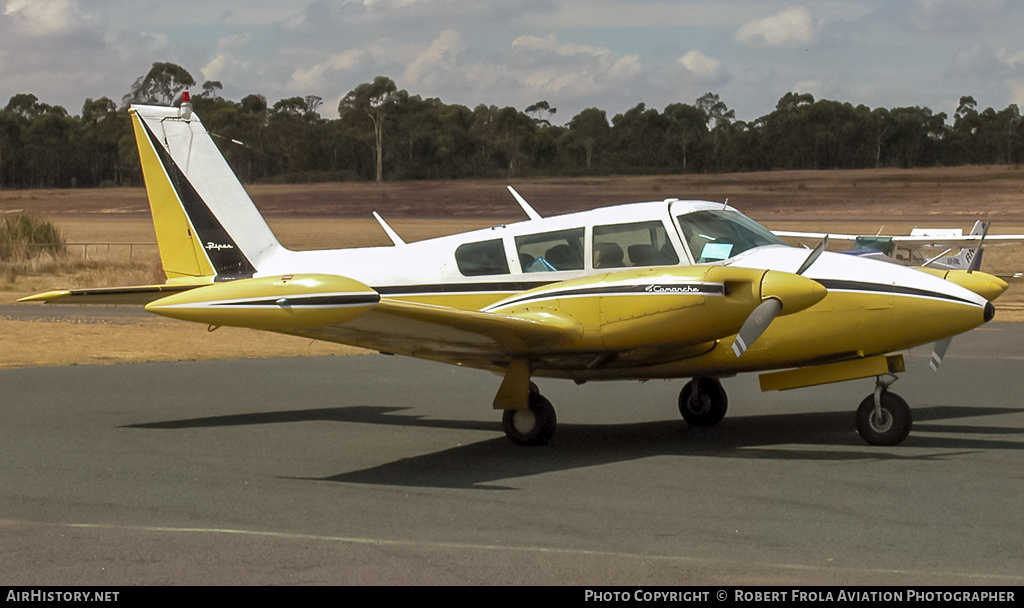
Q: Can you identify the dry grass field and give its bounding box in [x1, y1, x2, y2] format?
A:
[2, 166, 1022, 368]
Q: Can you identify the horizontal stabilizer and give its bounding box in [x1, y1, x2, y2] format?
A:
[18, 283, 205, 306]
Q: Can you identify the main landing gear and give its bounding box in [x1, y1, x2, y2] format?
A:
[855, 375, 912, 446]
[501, 386, 557, 446]
[678, 377, 728, 427]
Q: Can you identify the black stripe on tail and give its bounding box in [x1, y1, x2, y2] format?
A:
[140, 118, 256, 280]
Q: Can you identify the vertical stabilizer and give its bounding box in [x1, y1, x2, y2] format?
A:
[130, 104, 282, 282]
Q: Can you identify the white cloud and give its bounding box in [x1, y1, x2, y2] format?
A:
[508, 33, 642, 98]
[201, 52, 256, 86]
[1008, 81, 1024, 108]
[402, 29, 465, 87]
[735, 6, 814, 48]
[512, 33, 618, 63]
[678, 50, 721, 78]
[3, 0, 79, 35]
[287, 49, 370, 90]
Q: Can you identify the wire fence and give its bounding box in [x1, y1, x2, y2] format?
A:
[0, 242, 158, 262]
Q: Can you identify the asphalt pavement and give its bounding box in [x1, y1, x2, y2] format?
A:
[0, 324, 1021, 585]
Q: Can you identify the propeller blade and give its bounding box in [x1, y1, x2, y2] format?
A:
[929, 337, 953, 372]
[795, 235, 828, 276]
[732, 298, 782, 357]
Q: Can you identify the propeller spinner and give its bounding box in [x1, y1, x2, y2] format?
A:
[732, 236, 828, 357]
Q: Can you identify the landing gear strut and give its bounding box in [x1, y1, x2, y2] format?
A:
[678, 377, 728, 426]
[502, 388, 557, 446]
[855, 375, 912, 446]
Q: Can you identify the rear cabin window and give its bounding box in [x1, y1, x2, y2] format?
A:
[455, 239, 510, 276]
[593, 221, 679, 268]
[516, 228, 585, 272]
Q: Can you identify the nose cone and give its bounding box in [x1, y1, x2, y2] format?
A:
[759, 270, 828, 315]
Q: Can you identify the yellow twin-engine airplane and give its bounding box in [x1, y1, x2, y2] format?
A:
[23, 102, 1009, 447]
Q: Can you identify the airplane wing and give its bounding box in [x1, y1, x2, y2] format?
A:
[774, 229, 1024, 250]
[142, 267, 827, 371]
[773, 230, 857, 241]
[140, 273, 578, 364]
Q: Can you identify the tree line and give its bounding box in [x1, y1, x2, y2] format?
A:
[1, 62, 1021, 189]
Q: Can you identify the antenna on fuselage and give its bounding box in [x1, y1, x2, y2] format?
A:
[507, 186, 543, 221]
[373, 211, 406, 246]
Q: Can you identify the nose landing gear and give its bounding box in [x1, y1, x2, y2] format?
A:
[855, 375, 912, 446]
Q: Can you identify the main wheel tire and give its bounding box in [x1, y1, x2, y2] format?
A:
[678, 378, 728, 427]
[502, 393, 557, 446]
[855, 391, 912, 446]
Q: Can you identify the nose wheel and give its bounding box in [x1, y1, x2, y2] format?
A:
[855, 376, 912, 445]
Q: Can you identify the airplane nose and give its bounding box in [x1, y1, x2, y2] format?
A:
[985, 301, 996, 322]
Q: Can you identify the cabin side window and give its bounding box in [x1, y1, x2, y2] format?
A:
[593, 221, 679, 268]
[455, 239, 510, 276]
[515, 228, 585, 272]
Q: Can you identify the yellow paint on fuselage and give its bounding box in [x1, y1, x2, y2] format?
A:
[523, 288, 989, 381]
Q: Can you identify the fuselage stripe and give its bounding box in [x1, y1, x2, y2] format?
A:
[163, 293, 380, 309]
[484, 283, 723, 311]
[375, 281, 551, 295]
[817, 279, 980, 306]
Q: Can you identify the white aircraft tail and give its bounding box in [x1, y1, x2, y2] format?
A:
[129, 103, 282, 283]
[926, 220, 987, 271]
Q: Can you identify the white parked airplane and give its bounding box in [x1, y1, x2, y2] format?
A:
[775, 221, 1024, 272]
[22, 101, 1009, 447]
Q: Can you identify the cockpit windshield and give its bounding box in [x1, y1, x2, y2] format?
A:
[676, 209, 786, 263]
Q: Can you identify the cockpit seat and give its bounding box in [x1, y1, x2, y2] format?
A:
[593, 242, 624, 268]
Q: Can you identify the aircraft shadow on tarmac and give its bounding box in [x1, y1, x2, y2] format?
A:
[125, 403, 1023, 490]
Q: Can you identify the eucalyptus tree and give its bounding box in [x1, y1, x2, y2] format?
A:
[76, 97, 125, 185]
[122, 62, 196, 107]
[565, 107, 609, 172]
[610, 103, 669, 173]
[663, 103, 708, 172]
[695, 92, 735, 170]
[338, 76, 402, 182]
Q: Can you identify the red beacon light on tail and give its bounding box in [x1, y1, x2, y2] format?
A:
[179, 90, 192, 121]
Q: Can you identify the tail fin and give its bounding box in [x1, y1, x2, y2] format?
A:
[129, 104, 281, 283]
[929, 220, 987, 271]
[965, 219, 988, 272]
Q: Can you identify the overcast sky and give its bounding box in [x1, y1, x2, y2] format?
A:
[2, 0, 1023, 124]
